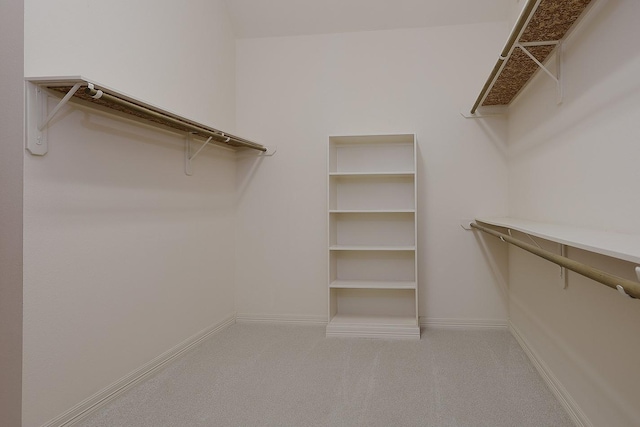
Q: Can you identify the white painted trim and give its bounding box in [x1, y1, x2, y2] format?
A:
[509, 321, 592, 427]
[235, 313, 327, 325]
[326, 324, 420, 340]
[44, 314, 236, 427]
[420, 317, 508, 330]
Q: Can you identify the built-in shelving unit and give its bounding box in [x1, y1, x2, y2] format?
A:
[468, 0, 595, 116]
[326, 134, 419, 339]
[476, 217, 640, 265]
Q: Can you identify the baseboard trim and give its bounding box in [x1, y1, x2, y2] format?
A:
[45, 314, 236, 427]
[235, 313, 327, 325]
[420, 317, 508, 330]
[509, 321, 592, 427]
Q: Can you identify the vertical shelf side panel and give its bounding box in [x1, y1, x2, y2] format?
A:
[413, 135, 419, 325]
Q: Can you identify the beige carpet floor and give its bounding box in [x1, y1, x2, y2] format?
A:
[77, 323, 574, 427]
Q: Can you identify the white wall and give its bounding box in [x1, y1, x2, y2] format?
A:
[507, 0, 640, 425]
[235, 23, 511, 325]
[25, 0, 236, 130]
[23, 1, 239, 425]
[0, 0, 24, 425]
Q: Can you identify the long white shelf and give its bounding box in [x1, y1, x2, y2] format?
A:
[26, 75, 266, 155]
[476, 217, 640, 265]
[330, 280, 417, 290]
[329, 209, 415, 214]
[329, 171, 415, 177]
[330, 245, 415, 251]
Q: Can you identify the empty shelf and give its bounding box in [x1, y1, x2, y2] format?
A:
[330, 280, 417, 290]
[27, 76, 265, 152]
[330, 245, 415, 251]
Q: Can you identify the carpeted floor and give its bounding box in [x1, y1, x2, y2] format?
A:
[77, 324, 574, 427]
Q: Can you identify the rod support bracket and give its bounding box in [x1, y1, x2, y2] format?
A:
[185, 133, 214, 176]
[515, 41, 563, 105]
[617, 285, 632, 299]
[26, 81, 82, 156]
[560, 244, 568, 289]
[260, 145, 277, 157]
[460, 219, 474, 230]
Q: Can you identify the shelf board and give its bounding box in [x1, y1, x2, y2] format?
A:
[476, 217, 640, 265]
[329, 209, 415, 214]
[330, 280, 417, 290]
[329, 171, 414, 177]
[330, 245, 415, 251]
[26, 76, 265, 152]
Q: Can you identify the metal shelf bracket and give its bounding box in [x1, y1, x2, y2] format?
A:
[560, 244, 568, 289]
[515, 41, 563, 105]
[185, 133, 216, 176]
[26, 81, 82, 155]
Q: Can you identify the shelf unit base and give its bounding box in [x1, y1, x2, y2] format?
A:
[326, 314, 420, 340]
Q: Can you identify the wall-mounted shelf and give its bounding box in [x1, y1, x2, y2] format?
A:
[465, 0, 595, 117]
[475, 217, 640, 265]
[472, 217, 640, 299]
[25, 76, 271, 173]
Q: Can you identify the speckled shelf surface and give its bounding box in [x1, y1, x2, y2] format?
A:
[482, 0, 593, 107]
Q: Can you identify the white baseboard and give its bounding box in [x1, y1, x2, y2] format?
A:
[45, 314, 236, 427]
[235, 313, 327, 325]
[509, 321, 591, 427]
[420, 317, 508, 330]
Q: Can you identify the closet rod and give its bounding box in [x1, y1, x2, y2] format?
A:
[84, 86, 266, 152]
[470, 0, 539, 114]
[471, 222, 640, 299]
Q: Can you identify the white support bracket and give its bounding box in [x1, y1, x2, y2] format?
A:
[26, 81, 82, 155]
[560, 244, 568, 289]
[258, 146, 277, 157]
[515, 41, 563, 105]
[185, 133, 216, 176]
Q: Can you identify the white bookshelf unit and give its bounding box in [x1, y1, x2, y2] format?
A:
[326, 134, 420, 339]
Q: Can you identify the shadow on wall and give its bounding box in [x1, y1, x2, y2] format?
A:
[468, 115, 509, 160]
[473, 230, 509, 301]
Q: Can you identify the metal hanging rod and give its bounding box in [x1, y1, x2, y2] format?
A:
[83, 85, 266, 152]
[471, 221, 640, 299]
[26, 76, 269, 157]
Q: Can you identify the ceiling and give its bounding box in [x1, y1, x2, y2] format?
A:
[224, 0, 515, 38]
